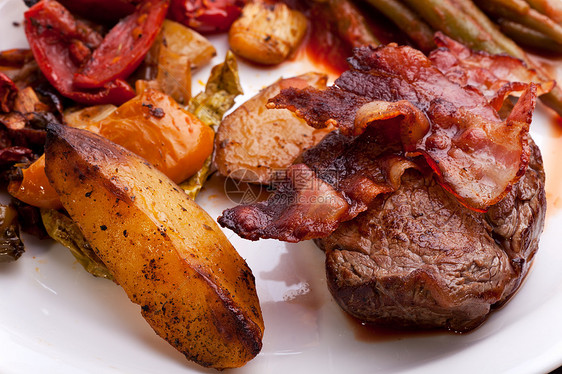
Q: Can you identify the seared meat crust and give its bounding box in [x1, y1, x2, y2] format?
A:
[316, 140, 545, 332]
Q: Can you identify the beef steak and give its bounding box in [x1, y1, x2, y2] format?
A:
[316, 140, 545, 332]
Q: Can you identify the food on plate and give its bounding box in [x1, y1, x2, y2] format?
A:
[219, 34, 547, 241]
[23, 0, 136, 105]
[218, 35, 548, 331]
[136, 19, 217, 104]
[0, 204, 24, 262]
[44, 123, 264, 369]
[214, 72, 332, 184]
[8, 89, 215, 209]
[41, 208, 114, 279]
[316, 134, 545, 331]
[168, 0, 246, 34]
[228, 1, 307, 65]
[370, 0, 562, 116]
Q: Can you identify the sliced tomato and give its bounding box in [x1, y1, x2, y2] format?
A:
[73, 0, 170, 89]
[0, 72, 17, 113]
[56, 0, 139, 23]
[24, 0, 135, 105]
[168, 0, 246, 34]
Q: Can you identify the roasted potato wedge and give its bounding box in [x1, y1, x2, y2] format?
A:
[214, 72, 333, 184]
[44, 123, 264, 369]
[229, 1, 307, 65]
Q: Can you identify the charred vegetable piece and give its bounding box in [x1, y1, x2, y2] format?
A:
[41, 208, 113, 279]
[362, 0, 435, 51]
[0, 204, 24, 262]
[142, 19, 216, 104]
[321, 0, 380, 48]
[24, 0, 135, 105]
[169, 0, 246, 34]
[229, 1, 308, 65]
[189, 50, 243, 127]
[73, 0, 170, 89]
[44, 122, 264, 369]
[0, 72, 17, 113]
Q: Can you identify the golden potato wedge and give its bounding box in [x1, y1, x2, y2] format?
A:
[214, 72, 333, 184]
[229, 1, 307, 65]
[44, 123, 264, 369]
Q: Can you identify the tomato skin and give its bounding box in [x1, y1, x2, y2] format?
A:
[0, 72, 17, 113]
[24, 0, 135, 105]
[56, 0, 139, 23]
[168, 0, 246, 34]
[73, 0, 170, 89]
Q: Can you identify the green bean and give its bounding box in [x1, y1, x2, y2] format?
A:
[474, 0, 562, 45]
[401, 0, 506, 54]
[498, 18, 562, 53]
[401, 0, 562, 116]
[326, 0, 380, 47]
[525, 0, 562, 25]
[362, 0, 435, 51]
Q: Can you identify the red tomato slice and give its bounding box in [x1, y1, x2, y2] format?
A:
[73, 0, 170, 89]
[168, 0, 245, 34]
[0, 72, 17, 113]
[24, 0, 135, 105]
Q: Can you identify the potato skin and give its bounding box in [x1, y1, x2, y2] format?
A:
[44, 123, 264, 369]
[228, 1, 307, 65]
[214, 72, 333, 184]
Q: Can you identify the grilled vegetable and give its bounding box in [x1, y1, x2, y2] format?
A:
[24, 0, 135, 105]
[0, 204, 24, 262]
[228, 1, 307, 65]
[362, 0, 435, 51]
[188, 50, 243, 127]
[41, 208, 113, 279]
[44, 122, 264, 369]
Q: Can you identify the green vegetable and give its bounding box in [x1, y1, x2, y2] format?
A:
[188, 50, 243, 128]
[498, 18, 562, 53]
[362, 0, 435, 51]
[525, 0, 562, 25]
[324, 0, 380, 47]
[179, 155, 212, 199]
[399, 0, 562, 116]
[41, 208, 113, 280]
[0, 204, 24, 262]
[474, 0, 562, 45]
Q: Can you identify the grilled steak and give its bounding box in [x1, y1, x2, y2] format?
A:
[316, 140, 545, 332]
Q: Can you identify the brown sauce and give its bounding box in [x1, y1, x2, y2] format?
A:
[344, 314, 461, 343]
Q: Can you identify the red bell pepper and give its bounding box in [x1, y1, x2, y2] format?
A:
[73, 0, 169, 89]
[168, 0, 246, 34]
[24, 0, 135, 106]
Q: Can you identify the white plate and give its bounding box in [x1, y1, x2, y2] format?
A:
[1, 1, 562, 373]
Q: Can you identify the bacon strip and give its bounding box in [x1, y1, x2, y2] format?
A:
[220, 40, 541, 242]
[219, 130, 418, 242]
[429, 32, 554, 111]
[269, 43, 537, 211]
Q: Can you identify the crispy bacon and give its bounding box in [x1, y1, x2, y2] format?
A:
[220, 40, 541, 242]
[429, 32, 554, 111]
[219, 129, 418, 242]
[269, 43, 537, 211]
